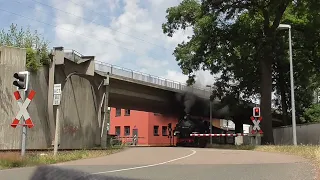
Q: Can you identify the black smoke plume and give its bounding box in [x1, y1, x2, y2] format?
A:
[174, 90, 256, 125]
[175, 91, 196, 114]
[174, 89, 231, 120]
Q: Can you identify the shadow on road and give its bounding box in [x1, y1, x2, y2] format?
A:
[30, 165, 141, 180]
[205, 144, 256, 150]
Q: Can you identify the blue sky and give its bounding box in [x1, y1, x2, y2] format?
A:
[0, 0, 216, 88]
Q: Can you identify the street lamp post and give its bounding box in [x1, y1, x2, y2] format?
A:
[206, 85, 213, 145]
[277, 24, 297, 146]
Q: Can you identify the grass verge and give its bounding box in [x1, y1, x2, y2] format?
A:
[0, 147, 125, 170]
[207, 144, 320, 167]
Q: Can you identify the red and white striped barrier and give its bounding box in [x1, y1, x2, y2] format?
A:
[11, 90, 36, 128]
[190, 133, 248, 137]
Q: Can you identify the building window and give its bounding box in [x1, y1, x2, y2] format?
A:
[116, 108, 121, 117]
[115, 126, 120, 136]
[124, 126, 130, 136]
[162, 126, 168, 136]
[153, 126, 159, 136]
[125, 109, 130, 116]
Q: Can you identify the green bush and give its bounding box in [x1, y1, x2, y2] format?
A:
[303, 104, 320, 123]
[0, 23, 50, 71]
[26, 48, 39, 72]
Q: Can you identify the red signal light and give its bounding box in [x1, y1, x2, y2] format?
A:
[253, 107, 260, 117]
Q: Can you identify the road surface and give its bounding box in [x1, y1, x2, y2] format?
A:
[0, 147, 316, 180]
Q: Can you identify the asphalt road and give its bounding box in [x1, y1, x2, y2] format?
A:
[0, 147, 317, 180]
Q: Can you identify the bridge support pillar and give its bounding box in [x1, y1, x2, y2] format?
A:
[101, 74, 110, 148]
[48, 47, 65, 146]
[94, 90, 104, 146]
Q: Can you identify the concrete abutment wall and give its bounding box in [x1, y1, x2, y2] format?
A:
[0, 46, 27, 149]
[0, 46, 98, 149]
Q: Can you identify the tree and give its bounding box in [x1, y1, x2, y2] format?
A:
[303, 104, 320, 123]
[0, 23, 50, 71]
[272, 1, 320, 125]
[162, 0, 320, 144]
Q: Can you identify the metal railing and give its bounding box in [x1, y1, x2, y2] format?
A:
[64, 49, 211, 98]
[64, 49, 83, 63]
[95, 61, 211, 97]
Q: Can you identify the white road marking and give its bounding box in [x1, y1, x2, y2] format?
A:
[92, 149, 197, 174]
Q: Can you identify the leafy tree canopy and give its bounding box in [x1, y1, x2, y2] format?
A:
[162, 0, 320, 144]
[0, 23, 50, 71]
[271, 1, 320, 125]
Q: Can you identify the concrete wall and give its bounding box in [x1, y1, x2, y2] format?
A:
[26, 67, 98, 149]
[26, 67, 51, 148]
[0, 46, 26, 149]
[56, 73, 98, 149]
[273, 123, 320, 145]
[0, 46, 98, 149]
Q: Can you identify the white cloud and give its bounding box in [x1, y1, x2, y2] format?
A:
[48, 0, 217, 88]
[164, 70, 188, 84]
[106, 0, 121, 12]
[194, 70, 217, 87]
[165, 69, 217, 88]
[137, 56, 169, 69]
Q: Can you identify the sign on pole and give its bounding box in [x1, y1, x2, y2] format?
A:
[11, 90, 35, 128]
[53, 94, 61, 105]
[251, 107, 263, 134]
[107, 123, 110, 131]
[53, 83, 62, 155]
[251, 116, 263, 134]
[53, 84, 61, 106]
[53, 84, 62, 94]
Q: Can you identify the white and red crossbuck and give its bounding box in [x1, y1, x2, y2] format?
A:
[11, 90, 36, 128]
[250, 116, 263, 134]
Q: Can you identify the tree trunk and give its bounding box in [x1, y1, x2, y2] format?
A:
[278, 63, 288, 125]
[260, 58, 274, 144]
[234, 117, 243, 134]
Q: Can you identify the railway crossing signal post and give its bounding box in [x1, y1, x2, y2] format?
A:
[251, 107, 263, 145]
[53, 84, 62, 156]
[12, 71, 35, 156]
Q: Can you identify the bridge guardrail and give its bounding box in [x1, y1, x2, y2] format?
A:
[64, 49, 211, 98]
[94, 60, 211, 98]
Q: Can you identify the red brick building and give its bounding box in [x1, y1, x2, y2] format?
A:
[109, 108, 178, 146]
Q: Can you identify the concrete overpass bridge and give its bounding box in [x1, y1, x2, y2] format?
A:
[94, 57, 211, 114]
[56, 47, 282, 127]
[56, 48, 212, 114]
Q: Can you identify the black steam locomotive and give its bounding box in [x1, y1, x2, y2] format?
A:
[174, 114, 228, 148]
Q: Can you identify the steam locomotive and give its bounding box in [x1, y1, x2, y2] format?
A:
[171, 91, 254, 148]
[174, 114, 229, 148]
